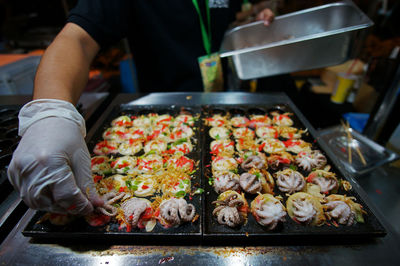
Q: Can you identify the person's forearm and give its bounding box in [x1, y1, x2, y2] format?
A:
[33, 23, 100, 105]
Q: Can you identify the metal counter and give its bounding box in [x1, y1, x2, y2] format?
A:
[1, 92, 400, 265]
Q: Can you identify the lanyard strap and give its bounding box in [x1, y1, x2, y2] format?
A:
[192, 0, 211, 56]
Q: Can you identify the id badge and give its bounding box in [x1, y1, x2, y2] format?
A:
[198, 52, 224, 92]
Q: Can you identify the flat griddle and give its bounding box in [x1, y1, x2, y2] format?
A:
[22, 102, 386, 243]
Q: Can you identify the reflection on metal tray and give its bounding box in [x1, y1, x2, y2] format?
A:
[318, 125, 399, 175]
[202, 104, 385, 243]
[220, 0, 373, 79]
[22, 104, 203, 242]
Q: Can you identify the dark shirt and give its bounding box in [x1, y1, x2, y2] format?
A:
[68, 0, 242, 92]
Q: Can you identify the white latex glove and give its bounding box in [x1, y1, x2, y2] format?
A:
[8, 99, 103, 215]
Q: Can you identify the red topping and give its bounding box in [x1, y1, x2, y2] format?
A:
[93, 175, 103, 183]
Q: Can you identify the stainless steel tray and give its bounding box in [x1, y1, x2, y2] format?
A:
[220, 0, 373, 79]
[317, 125, 399, 175]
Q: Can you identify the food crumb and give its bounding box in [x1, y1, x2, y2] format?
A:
[245, 232, 249, 237]
[283, 256, 287, 261]
[186, 96, 192, 100]
[159, 256, 174, 264]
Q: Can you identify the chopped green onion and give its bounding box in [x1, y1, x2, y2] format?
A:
[194, 188, 204, 195]
[175, 191, 186, 198]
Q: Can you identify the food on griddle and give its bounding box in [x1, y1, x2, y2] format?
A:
[306, 170, 338, 194]
[93, 140, 119, 155]
[86, 111, 200, 231]
[136, 154, 164, 173]
[130, 175, 156, 197]
[259, 138, 286, 154]
[241, 154, 267, 171]
[286, 192, 325, 226]
[230, 116, 249, 127]
[272, 113, 293, 127]
[119, 197, 155, 231]
[213, 171, 240, 193]
[158, 198, 196, 227]
[212, 191, 248, 228]
[96, 191, 126, 216]
[111, 156, 137, 174]
[283, 139, 312, 154]
[279, 126, 305, 139]
[235, 137, 258, 153]
[118, 139, 143, 155]
[212, 156, 238, 173]
[111, 115, 132, 127]
[324, 194, 366, 226]
[250, 194, 286, 230]
[205, 114, 227, 127]
[91, 156, 111, 175]
[174, 114, 196, 127]
[144, 139, 167, 154]
[239, 169, 274, 194]
[209, 126, 230, 139]
[267, 152, 294, 170]
[275, 168, 305, 194]
[295, 150, 327, 172]
[248, 114, 271, 129]
[210, 139, 235, 155]
[255, 126, 279, 139]
[232, 127, 255, 139]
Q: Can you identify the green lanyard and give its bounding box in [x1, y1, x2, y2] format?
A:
[192, 0, 211, 56]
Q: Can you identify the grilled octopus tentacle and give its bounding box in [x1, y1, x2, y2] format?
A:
[239, 173, 262, 194]
[121, 197, 148, 228]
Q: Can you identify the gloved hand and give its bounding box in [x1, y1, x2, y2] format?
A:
[8, 99, 103, 215]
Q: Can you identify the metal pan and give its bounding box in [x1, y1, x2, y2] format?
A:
[220, 0, 373, 79]
[22, 104, 203, 243]
[201, 104, 385, 244]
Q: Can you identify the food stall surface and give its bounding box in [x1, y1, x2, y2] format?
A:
[1, 93, 400, 265]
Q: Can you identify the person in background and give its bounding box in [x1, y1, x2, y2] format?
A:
[8, 0, 275, 215]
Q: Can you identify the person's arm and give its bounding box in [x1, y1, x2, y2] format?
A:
[7, 23, 104, 216]
[34, 22, 100, 104]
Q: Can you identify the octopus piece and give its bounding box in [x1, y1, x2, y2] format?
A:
[239, 172, 262, 194]
[306, 170, 338, 194]
[121, 197, 151, 228]
[212, 191, 247, 227]
[291, 198, 316, 224]
[267, 152, 294, 170]
[96, 191, 126, 217]
[251, 194, 286, 230]
[241, 155, 266, 171]
[325, 194, 366, 224]
[295, 150, 327, 172]
[209, 126, 230, 139]
[213, 171, 240, 193]
[214, 206, 243, 227]
[159, 198, 196, 227]
[275, 169, 305, 194]
[286, 192, 325, 226]
[324, 201, 355, 226]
